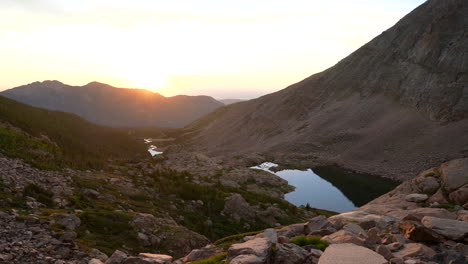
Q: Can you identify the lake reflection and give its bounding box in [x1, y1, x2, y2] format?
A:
[252, 162, 356, 213]
[252, 162, 398, 213]
[277, 169, 356, 213]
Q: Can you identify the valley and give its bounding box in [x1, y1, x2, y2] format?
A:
[0, 0, 467, 264]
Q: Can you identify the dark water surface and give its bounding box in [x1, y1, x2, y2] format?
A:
[252, 163, 398, 213]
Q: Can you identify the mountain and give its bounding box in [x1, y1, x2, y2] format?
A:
[0, 95, 147, 169]
[219, 99, 245, 105]
[184, 0, 468, 181]
[1, 81, 224, 128]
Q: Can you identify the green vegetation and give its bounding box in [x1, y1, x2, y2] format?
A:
[23, 184, 55, 207]
[213, 231, 262, 250]
[190, 253, 227, 264]
[0, 95, 147, 169]
[0, 126, 62, 169]
[430, 203, 457, 209]
[290, 235, 329, 250]
[75, 210, 139, 255]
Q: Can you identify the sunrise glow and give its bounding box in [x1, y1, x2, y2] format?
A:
[0, 0, 425, 98]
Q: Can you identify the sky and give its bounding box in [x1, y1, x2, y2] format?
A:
[0, 0, 426, 99]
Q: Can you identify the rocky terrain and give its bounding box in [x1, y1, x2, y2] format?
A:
[94, 158, 466, 264]
[183, 0, 468, 181]
[1, 141, 466, 264]
[1, 81, 223, 128]
[0, 142, 316, 264]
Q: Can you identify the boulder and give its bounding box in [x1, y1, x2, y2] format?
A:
[138, 253, 172, 264]
[309, 248, 323, 258]
[405, 194, 428, 203]
[131, 213, 176, 231]
[426, 188, 449, 205]
[421, 216, 468, 240]
[180, 248, 221, 263]
[137, 232, 151, 247]
[322, 230, 365, 246]
[376, 245, 393, 260]
[329, 211, 397, 229]
[105, 250, 127, 264]
[416, 176, 440, 194]
[230, 254, 266, 264]
[387, 242, 404, 252]
[122, 257, 154, 264]
[457, 210, 468, 222]
[123, 254, 172, 264]
[449, 184, 468, 205]
[222, 194, 256, 222]
[89, 259, 104, 264]
[399, 207, 456, 221]
[277, 236, 290, 244]
[276, 224, 304, 238]
[228, 237, 272, 263]
[389, 258, 404, 264]
[318, 243, 386, 264]
[393, 243, 436, 260]
[51, 213, 81, 230]
[397, 221, 439, 242]
[90, 248, 109, 262]
[433, 249, 467, 264]
[342, 223, 367, 237]
[364, 227, 381, 245]
[256, 228, 277, 245]
[440, 158, 468, 192]
[304, 215, 334, 234]
[273, 243, 309, 264]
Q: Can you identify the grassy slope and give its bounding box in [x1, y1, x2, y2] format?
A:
[0, 95, 147, 169]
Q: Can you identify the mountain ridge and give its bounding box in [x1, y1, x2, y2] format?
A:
[183, 0, 468, 181]
[1, 80, 224, 128]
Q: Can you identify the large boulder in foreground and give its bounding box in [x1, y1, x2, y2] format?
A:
[440, 158, 468, 192]
[318, 243, 386, 264]
[228, 237, 272, 264]
[421, 216, 468, 240]
[273, 243, 310, 264]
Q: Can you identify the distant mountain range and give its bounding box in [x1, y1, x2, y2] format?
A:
[185, 0, 468, 181]
[1, 81, 224, 128]
[219, 99, 245, 105]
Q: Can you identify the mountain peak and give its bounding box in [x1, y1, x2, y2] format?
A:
[186, 0, 468, 181]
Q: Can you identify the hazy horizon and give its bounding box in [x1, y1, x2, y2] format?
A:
[0, 0, 425, 99]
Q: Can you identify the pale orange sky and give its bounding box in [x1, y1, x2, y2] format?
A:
[0, 0, 425, 99]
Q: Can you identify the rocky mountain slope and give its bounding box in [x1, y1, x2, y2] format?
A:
[184, 0, 468, 181]
[0, 116, 319, 263]
[1, 81, 224, 128]
[83, 158, 468, 264]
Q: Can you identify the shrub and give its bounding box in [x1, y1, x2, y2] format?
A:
[76, 210, 138, 255]
[23, 184, 54, 206]
[290, 235, 329, 250]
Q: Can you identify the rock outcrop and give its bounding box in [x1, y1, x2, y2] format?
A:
[174, 158, 468, 264]
[318, 243, 387, 264]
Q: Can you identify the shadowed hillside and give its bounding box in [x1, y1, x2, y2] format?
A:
[185, 0, 468, 181]
[1, 81, 224, 128]
[0, 95, 147, 169]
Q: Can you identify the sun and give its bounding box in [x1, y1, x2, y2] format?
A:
[129, 74, 167, 93]
[120, 67, 168, 92]
[131, 74, 167, 92]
